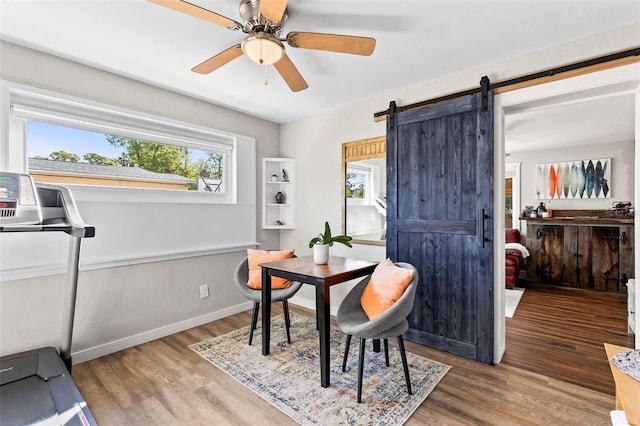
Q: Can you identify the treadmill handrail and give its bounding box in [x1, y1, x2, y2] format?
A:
[36, 183, 95, 238]
[0, 181, 94, 374]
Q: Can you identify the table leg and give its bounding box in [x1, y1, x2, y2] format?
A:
[317, 282, 330, 388]
[315, 291, 321, 331]
[262, 268, 271, 356]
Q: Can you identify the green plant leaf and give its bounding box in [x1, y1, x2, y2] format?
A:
[309, 221, 353, 249]
[332, 235, 353, 248]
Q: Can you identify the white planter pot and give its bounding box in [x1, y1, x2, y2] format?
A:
[313, 244, 329, 264]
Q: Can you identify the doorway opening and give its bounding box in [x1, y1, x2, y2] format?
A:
[497, 62, 639, 393]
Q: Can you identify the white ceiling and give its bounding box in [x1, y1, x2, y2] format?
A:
[505, 88, 637, 154]
[1, 0, 639, 128]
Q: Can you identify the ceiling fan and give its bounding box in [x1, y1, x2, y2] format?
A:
[148, 0, 376, 92]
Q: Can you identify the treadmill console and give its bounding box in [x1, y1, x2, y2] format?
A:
[0, 172, 42, 226]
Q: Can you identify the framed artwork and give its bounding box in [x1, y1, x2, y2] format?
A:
[536, 158, 611, 199]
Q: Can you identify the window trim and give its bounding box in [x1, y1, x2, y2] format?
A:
[2, 80, 242, 203]
[10, 88, 235, 151]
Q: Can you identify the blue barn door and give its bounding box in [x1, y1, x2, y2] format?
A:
[386, 92, 495, 364]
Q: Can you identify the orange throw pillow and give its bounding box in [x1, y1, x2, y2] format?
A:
[246, 249, 295, 290]
[361, 259, 413, 320]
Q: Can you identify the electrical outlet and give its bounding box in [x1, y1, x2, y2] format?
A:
[199, 284, 209, 299]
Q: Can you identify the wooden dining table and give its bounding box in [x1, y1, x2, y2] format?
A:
[260, 255, 378, 388]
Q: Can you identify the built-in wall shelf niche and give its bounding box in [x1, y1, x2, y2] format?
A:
[262, 158, 295, 229]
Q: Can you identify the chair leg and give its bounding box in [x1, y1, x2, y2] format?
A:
[383, 338, 389, 367]
[342, 335, 352, 372]
[397, 335, 412, 395]
[282, 299, 292, 344]
[248, 302, 260, 345]
[357, 337, 366, 403]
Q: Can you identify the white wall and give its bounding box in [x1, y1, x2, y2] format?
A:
[348, 205, 385, 237]
[281, 23, 640, 358]
[509, 140, 635, 231]
[280, 106, 388, 310]
[0, 41, 283, 362]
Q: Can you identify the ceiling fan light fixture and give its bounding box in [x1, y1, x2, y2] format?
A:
[242, 33, 284, 65]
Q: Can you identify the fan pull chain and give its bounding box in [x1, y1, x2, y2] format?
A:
[264, 65, 269, 86]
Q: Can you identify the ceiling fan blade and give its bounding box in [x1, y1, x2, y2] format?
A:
[259, 0, 288, 23]
[191, 45, 243, 74]
[286, 32, 376, 56]
[273, 54, 308, 92]
[148, 0, 241, 29]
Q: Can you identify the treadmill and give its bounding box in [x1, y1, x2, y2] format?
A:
[0, 172, 97, 425]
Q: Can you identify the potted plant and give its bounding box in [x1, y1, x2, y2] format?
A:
[308, 221, 352, 264]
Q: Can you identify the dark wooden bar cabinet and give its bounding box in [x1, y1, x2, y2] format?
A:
[522, 210, 634, 293]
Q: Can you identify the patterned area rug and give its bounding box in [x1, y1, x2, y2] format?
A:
[190, 315, 450, 425]
[505, 287, 525, 318]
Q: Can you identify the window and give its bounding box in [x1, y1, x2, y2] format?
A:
[5, 85, 238, 202]
[346, 162, 378, 206]
[27, 120, 226, 192]
[346, 169, 369, 201]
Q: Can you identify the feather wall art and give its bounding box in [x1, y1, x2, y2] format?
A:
[536, 158, 611, 199]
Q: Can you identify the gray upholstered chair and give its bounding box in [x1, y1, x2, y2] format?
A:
[336, 261, 418, 403]
[233, 257, 303, 345]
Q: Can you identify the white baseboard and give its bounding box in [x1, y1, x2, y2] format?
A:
[72, 297, 328, 365]
[71, 301, 253, 364]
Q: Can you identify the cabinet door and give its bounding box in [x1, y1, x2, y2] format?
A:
[591, 226, 620, 291]
[527, 224, 564, 284]
[563, 226, 592, 289]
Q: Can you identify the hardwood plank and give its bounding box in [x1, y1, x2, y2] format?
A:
[502, 285, 633, 395]
[72, 303, 619, 425]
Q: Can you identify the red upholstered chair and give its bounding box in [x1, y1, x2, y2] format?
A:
[505, 228, 522, 289]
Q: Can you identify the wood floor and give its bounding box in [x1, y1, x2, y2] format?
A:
[71, 300, 624, 426]
[502, 284, 634, 395]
